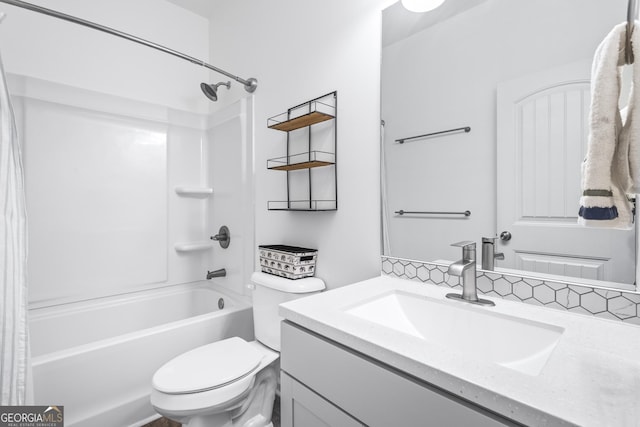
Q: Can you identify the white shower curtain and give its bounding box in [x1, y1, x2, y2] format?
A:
[0, 45, 30, 404]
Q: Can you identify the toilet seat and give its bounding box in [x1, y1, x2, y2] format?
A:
[153, 337, 263, 394]
[151, 339, 279, 415]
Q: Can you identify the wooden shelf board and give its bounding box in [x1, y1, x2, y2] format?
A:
[268, 111, 334, 132]
[268, 160, 335, 171]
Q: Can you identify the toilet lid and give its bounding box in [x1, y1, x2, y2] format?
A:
[152, 337, 262, 394]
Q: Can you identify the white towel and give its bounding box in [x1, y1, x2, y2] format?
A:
[579, 22, 638, 229]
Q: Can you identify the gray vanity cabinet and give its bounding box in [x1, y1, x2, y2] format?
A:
[280, 321, 521, 427]
[281, 372, 363, 427]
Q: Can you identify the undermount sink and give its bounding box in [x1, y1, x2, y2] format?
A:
[344, 290, 564, 376]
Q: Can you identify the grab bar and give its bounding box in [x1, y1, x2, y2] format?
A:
[395, 210, 471, 217]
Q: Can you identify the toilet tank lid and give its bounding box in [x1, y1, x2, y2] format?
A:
[251, 272, 325, 293]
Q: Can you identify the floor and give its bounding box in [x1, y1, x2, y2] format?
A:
[272, 395, 281, 427]
[143, 396, 281, 427]
[142, 417, 180, 427]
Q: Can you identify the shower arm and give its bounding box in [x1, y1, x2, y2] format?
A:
[0, 0, 258, 93]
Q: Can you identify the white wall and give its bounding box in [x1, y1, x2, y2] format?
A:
[382, 0, 625, 263]
[208, 0, 395, 289]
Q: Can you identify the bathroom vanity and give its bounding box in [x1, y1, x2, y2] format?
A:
[279, 276, 640, 427]
[280, 322, 519, 426]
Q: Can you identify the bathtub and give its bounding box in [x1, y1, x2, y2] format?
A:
[29, 281, 254, 427]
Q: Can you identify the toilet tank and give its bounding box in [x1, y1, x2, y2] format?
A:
[251, 272, 325, 351]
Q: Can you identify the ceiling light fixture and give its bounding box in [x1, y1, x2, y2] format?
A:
[401, 0, 446, 13]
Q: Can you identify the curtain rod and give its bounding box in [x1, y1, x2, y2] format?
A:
[0, 0, 258, 93]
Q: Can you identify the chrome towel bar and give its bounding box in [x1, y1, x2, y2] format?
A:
[395, 210, 471, 217]
[395, 126, 470, 144]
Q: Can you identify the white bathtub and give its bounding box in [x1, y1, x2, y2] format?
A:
[29, 281, 254, 427]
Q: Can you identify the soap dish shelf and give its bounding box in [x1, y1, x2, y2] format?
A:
[174, 241, 214, 252]
[175, 187, 213, 197]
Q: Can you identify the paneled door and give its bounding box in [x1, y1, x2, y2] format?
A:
[497, 61, 635, 284]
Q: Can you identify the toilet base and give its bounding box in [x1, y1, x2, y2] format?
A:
[152, 340, 279, 427]
[156, 362, 278, 427]
[182, 414, 273, 427]
[185, 412, 233, 427]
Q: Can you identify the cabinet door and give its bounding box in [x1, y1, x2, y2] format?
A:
[281, 372, 363, 427]
[282, 321, 521, 427]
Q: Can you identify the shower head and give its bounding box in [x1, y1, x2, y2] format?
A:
[200, 81, 231, 101]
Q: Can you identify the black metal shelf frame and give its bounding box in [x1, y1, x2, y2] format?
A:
[267, 91, 338, 211]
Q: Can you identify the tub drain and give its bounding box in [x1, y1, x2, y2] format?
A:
[218, 298, 225, 310]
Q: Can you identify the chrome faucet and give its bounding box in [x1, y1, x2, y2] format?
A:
[481, 236, 504, 271]
[206, 268, 226, 280]
[446, 241, 495, 306]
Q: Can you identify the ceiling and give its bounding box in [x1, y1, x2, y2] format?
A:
[166, 0, 489, 48]
[382, 0, 488, 47]
[165, 0, 216, 19]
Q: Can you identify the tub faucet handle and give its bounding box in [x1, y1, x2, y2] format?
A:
[210, 225, 230, 249]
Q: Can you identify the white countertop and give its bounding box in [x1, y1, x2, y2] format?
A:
[279, 275, 640, 427]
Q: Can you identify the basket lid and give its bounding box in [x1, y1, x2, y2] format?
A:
[259, 244, 317, 254]
[251, 272, 325, 293]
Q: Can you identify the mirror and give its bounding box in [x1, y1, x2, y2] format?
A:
[381, 0, 637, 291]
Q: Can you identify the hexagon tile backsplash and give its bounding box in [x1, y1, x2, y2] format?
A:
[381, 256, 640, 326]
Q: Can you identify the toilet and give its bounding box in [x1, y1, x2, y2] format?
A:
[150, 272, 325, 427]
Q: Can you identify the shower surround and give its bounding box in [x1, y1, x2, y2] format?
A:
[10, 74, 255, 425]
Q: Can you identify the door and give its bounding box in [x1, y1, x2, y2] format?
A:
[497, 61, 635, 284]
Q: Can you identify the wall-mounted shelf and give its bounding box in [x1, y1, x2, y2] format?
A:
[267, 200, 338, 211]
[266, 92, 338, 211]
[174, 187, 213, 197]
[267, 99, 335, 131]
[267, 151, 335, 171]
[174, 241, 214, 252]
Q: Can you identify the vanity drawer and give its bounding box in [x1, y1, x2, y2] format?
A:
[281, 321, 521, 427]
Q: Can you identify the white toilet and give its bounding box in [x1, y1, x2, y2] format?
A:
[150, 272, 325, 427]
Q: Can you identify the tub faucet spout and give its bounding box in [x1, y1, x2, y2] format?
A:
[206, 268, 226, 280]
[445, 241, 495, 307]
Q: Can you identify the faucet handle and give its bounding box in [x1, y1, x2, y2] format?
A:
[482, 236, 498, 244]
[451, 240, 476, 262]
[451, 240, 476, 249]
